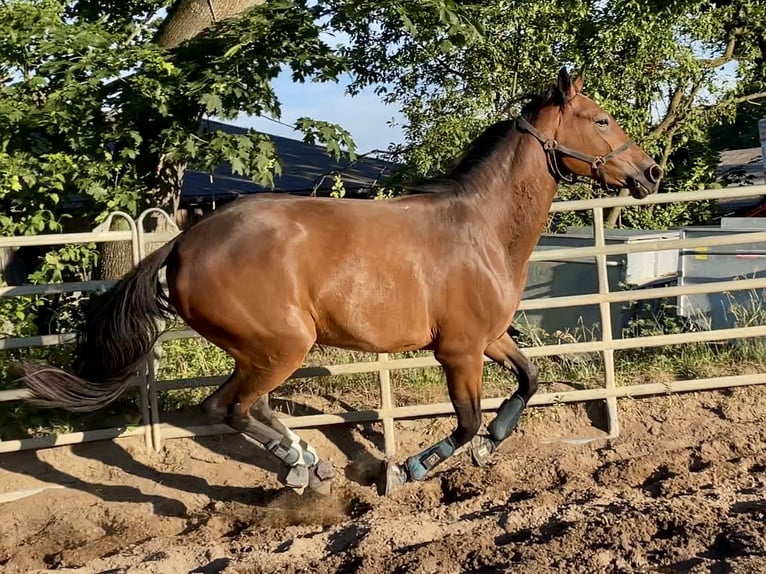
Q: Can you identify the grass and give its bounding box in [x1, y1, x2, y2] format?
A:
[2, 290, 766, 440]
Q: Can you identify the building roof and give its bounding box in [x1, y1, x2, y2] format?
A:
[181, 119, 396, 205]
[716, 147, 764, 186]
[712, 146, 766, 217]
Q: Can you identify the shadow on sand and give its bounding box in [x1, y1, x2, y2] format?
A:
[0, 396, 388, 517]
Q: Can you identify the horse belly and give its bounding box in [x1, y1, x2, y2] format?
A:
[313, 266, 434, 353]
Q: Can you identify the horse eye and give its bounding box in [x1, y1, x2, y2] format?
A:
[595, 118, 609, 127]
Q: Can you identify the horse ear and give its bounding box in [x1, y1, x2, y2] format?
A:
[556, 67, 575, 101]
[573, 74, 584, 94]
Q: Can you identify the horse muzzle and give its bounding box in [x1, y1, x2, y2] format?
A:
[627, 163, 662, 199]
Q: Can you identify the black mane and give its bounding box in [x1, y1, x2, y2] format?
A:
[448, 120, 516, 176]
[448, 84, 563, 178]
[403, 83, 563, 195]
[520, 84, 565, 120]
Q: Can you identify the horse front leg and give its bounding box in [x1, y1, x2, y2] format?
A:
[385, 352, 484, 494]
[470, 332, 539, 466]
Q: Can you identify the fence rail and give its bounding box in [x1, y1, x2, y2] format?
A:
[2, 185, 766, 456]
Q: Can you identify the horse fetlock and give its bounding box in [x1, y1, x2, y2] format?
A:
[283, 427, 318, 467]
[267, 434, 318, 468]
[201, 396, 228, 425]
[488, 395, 526, 442]
[470, 434, 498, 467]
[301, 446, 318, 467]
[266, 436, 303, 466]
[404, 437, 456, 481]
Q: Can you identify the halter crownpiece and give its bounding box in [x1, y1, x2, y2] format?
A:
[515, 116, 634, 188]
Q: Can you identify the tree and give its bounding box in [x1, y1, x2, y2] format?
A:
[337, 1, 581, 177]
[709, 24, 766, 151]
[155, 0, 266, 50]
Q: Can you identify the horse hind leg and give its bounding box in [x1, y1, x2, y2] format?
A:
[204, 358, 334, 495]
[201, 372, 237, 424]
[249, 394, 335, 495]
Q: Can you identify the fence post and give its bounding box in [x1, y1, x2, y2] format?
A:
[377, 353, 396, 457]
[136, 208, 181, 452]
[759, 118, 766, 180]
[592, 207, 620, 438]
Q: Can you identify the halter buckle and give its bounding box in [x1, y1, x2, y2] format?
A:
[592, 157, 605, 169]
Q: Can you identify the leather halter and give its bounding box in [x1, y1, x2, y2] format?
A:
[516, 116, 634, 188]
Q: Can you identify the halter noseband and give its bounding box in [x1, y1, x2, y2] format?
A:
[516, 116, 634, 188]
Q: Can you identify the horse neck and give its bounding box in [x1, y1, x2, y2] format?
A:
[454, 120, 559, 265]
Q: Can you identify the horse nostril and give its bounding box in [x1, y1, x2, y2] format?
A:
[646, 164, 662, 184]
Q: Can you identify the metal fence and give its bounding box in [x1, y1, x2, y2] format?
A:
[2, 185, 766, 457]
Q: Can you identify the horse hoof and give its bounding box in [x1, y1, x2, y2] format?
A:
[384, 462, 408, 495]
[282, 464, 310, 495]
[308, 462, 336, 496]
[470, 435, 496, 467]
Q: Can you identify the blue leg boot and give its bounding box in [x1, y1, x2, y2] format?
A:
[384, 437, 457, 495]
[471, 395, 526, 466]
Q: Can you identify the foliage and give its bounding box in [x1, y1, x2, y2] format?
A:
[2, 0, 764, 238]
[0, 0, 477, 349]
[709, 95, 766, 150]
[337, 0, 580, 177]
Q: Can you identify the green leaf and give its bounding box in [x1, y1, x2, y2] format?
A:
[230, 156, 246, 175]
[223, 44, 243, 59]
[200, 93, 223, 116]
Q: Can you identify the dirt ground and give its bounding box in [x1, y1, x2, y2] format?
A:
[1, 386, 765, 574]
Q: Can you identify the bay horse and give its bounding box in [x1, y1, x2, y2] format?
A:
[20, 68, 661, 496]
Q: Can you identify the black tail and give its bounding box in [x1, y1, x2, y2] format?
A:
[20, 237, 180, 412]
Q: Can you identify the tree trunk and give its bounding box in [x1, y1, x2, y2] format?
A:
[604, 188, 630, 229]
[97, 217, 134, 280]
[156, 0, 266, 50]
[148, 160, 187, 234]
[97, 2, 263, 277]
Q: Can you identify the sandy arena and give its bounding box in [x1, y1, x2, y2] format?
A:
[1, 387, 765, 574]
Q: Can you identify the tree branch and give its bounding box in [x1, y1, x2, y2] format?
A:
[700, 27, 744, 68]
[432, 55, 467, 80]
[650, 85, 685, 138]
[101, 1, 267, 97]
[658, 125, 680, 174]
[711, 90, 766, 108]
[604, 189, 630, 228]
[608, 79, 701, 228]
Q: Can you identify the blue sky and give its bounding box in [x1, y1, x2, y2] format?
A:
[229, 71, 406, 155]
